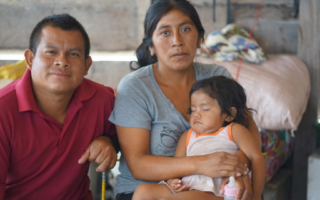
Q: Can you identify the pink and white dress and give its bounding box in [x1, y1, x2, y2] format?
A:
[182, 123, 239, 196]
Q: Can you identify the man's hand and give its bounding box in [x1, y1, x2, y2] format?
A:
[78, 136, 117, 172]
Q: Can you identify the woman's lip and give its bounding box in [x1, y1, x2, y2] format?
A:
[172, 53, 188, 57]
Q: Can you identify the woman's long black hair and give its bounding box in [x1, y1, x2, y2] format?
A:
[130, 0, 205, 70]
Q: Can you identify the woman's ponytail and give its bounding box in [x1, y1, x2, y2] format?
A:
[130, 39, 157, 71]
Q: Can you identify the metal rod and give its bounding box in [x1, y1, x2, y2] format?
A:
[101, 171, 106, 200]
[212, 0, 216, 22]
[293, 0, 299, 18]
[227, 0, 232, 24]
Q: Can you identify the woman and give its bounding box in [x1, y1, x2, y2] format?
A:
[109, 0, 261, 200]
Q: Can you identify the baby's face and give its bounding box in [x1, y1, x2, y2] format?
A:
[189, 90, 227, 134]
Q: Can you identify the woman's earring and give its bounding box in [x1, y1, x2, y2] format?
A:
[149, 47, 155, 56]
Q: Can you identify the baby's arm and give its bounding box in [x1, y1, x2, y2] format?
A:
[166, 130, 190, 193]
[232, 123, 266, 200]
[174, 130, 188, 158]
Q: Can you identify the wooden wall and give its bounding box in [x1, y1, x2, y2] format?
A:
[292, 0, 320, 199]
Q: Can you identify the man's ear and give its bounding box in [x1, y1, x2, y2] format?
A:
[225, 107, 237, 122]
[84, 56, 93, 76]
[24, 49, 34, 70]
[149, 46, 155, 56]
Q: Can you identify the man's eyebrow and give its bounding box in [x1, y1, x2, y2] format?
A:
[69, 48, 83, 53]
[44, 45, 83, 53]
[44, 44, 58, 49]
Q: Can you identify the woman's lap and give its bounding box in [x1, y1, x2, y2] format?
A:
[132, 183, 223, 200]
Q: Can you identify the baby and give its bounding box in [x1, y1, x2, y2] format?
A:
[133, 76, 266, 200]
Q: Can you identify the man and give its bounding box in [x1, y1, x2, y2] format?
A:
[0, 14, 119, 199]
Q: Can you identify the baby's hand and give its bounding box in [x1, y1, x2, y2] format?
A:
[167, 179, 189, 193]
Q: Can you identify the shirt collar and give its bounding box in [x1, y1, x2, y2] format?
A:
[16, 69, 96, 112]
[16, 69, 40, 112]
[73, 78, 96, 102]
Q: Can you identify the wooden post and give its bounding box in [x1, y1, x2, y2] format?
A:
[136, 0, 152, 43]
[292, 0, 320, 199]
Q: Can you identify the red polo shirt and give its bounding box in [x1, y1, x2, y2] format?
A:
[0, 69, 117, 200]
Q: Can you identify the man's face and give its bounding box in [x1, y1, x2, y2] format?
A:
[25, 25, 92, 95]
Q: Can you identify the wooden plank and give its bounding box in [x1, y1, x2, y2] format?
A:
[263, 168, 292, 200]
[292, 0, 320, 199]
[308, 148, 320, 199]
[235, 19, 299, 54]
[190, 0, 293, 5]
[136, 0, 152, 42]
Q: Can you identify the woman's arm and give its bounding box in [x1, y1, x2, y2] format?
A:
[117, 126, 248, 181]
[232, 123, 266, 198]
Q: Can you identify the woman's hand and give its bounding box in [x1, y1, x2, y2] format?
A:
[196, 152, 249, 178]
[167, 179, 189, 193]
[220, 175, 252, 200]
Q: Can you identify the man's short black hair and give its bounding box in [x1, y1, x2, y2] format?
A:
[29, 13, 90, 58]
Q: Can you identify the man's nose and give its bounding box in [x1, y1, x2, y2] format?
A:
[54, 54, 69, 67]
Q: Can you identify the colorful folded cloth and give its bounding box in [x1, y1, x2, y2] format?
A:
[200, 24, 267, 64]
[0, 59, 26, 80]
[260, 129, 294, 183]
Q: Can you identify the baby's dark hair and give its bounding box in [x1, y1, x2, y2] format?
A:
[190, 76, 252, 127]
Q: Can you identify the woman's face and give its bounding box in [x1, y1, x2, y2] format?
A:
[150, 9, 200, 72]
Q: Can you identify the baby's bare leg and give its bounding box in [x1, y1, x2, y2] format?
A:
[159, 190, 223, 200]
[132, 183, 174, 200]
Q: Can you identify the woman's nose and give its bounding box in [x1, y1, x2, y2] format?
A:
[171, 32, 184, 47]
